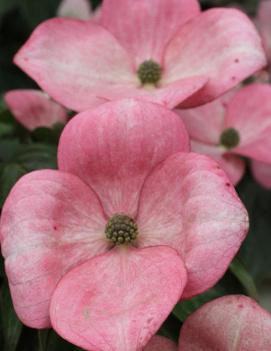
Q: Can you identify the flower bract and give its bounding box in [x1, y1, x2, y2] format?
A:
[0, 99, 248, 350]
[4, 89, 67, 131]
[14, 0, 266, 111]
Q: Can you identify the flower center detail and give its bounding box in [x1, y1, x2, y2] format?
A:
[105, 214, 138, 245]
[220, 127, 240, 149]
[137, 60, 162, 85]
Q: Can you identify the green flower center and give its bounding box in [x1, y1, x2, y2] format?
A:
[137, 60, 162, 85]
[105, 214, 138, 245]
[220, 128, 240, 149]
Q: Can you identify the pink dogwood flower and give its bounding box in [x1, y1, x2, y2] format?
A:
[0, 99, 248, 350]
[179, 295, 271, 350]
[14, 0, 266, 112]
[149, 295, 271, 350]
[4, 89, 68, 131]
[177, 83, 271, 186]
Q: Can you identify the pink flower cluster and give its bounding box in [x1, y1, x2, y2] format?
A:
[2, 0, 271, 350]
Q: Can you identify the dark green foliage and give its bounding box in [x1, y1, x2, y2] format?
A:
[0, 0, 269, 349]
[0, 283, 23, 351]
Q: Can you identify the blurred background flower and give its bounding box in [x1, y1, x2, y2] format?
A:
[0, 1, 271, 351]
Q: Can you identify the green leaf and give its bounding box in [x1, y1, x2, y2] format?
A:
[0, 163, 26, 206]
[237, 173, 271, 284]
[15, 143, 57, 171]
[0, 96, 7, 111]
[19, 0, 61, 28]
[0, 0, 20, 16]
[0, 139, 20, 162]
[172, 264, 247, 324]
[230, 258, 259, 300]
[91, 0, 102, 9]
[0, 122, 14, 137]
[38, 329, 84, 351]
[0, 256, 5, 278]
[0, 109, 17, 137]
[159, 313, 182, 342]
[37, 330, 49, 351]
[0, 282, 23, 351]
[235, 172, 271, 312]
[31, 123, 65, 145]
[173, 287, 223, 323]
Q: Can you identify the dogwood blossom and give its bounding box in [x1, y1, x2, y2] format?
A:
[4, 89, 67, 130]
[0, 99, 248, 350]
[179, 295, 271, 350]
[14, 0, 266, 111]
[178, 83, 271, 186]
[151, 295, 271, 350]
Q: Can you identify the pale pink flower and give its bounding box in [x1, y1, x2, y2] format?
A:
[4, 89, 68, 131]
[257, 0, 271, 66]
[177, 83, 271, 186]
[57, 0, 100, 21]
[14, 0, 266, 112]
[0, 99, 248, 350]
[150, 295, 271, 350]
[179, 295, 271, 350]
[251, 160, 271, 189]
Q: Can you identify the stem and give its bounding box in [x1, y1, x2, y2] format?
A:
[230, 258, 259, 301]
[38, 329, 50, 351]
[38, 331, 44, 351]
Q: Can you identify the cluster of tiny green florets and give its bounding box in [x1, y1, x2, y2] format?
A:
[105, 214, 138, 245]
[220, 127, 240, 149]
[137, 59, 162, 85]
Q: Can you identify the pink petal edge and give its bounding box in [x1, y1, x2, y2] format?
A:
[190, 140, 246, 185]
[137, 152, 248, 298]
[144, 335, 177, 351]
[176, 89, 236, 144]
[0, 170, 108, 328]
[179, 295, 271, 351]
[251, 159, 271, 189]
[58, 99, 189, 218]
[50, 246, 187, 351]
[14, 18, 136, 112]
[164, 8, 267, 107]
[225, 83, 271, 163]
[4, 90, 67, 130]
[257, 0, 271, 62]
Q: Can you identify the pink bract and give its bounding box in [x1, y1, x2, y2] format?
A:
[144, 335, 177, 351]
[0, 99, 248, 350]
[257, 0, 271, 64]
[251, 160, 271, 189]
[177, 83, 271, 186]
[14, 0, 266, 111]
[179, 295, 271, 350]
[145, 296, 271, 350]
[4, 89, 68, 130]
